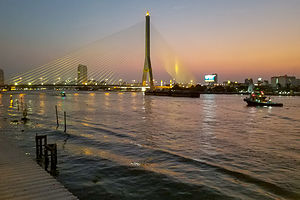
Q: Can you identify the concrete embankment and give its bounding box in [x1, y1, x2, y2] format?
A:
[0, 134, 78, 200]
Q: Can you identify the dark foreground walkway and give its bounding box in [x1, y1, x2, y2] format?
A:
[0, 135, 78, 200]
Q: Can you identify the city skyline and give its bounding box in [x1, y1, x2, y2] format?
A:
[0, 0, 300, 83]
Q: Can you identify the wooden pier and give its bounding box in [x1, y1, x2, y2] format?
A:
[0, 135, 78, 200]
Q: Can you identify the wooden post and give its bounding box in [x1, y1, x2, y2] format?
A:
[64, 111, 66, 132]
[55, 105, 59, 128]
[50, 144, 57, 172]
[35, 135, 47, 161]
[35, 134, 38, 160]
[17, 99, 19, 111]
[44, 147, 49, 170]
[44, 144, 57, 173]
[20, 97, 23, 110]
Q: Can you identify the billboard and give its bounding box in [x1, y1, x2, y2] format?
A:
[205, 74, 217, 83]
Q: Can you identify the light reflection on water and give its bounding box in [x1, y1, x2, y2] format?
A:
[0, 91, 300, 200]
[201, 95, 217, 156]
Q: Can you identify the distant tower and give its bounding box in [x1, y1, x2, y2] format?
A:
[142, 11, 154, 87]
[77, 64, 87, 84]
[0, 69, 4, 86]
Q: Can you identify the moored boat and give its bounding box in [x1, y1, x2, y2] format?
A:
[170, 89, 200, 98]
[145, 88, 200, 98]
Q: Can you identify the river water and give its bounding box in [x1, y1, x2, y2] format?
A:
[0, 91, 299, 200]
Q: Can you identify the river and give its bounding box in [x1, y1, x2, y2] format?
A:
[0, 91, 299, 200]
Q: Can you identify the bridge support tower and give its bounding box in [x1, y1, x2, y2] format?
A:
[142, 11, 154, 87]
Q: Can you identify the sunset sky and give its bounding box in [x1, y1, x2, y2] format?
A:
[0, 0, 300, 83]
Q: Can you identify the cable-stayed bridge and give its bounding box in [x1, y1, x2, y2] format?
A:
[7, 13, 194, 88]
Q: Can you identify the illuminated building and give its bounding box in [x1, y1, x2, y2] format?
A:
[77, 64, 88, 84]
[271, 75, 296, 88]
[0, 69, 4, 85]
[142, 11, 154, 87]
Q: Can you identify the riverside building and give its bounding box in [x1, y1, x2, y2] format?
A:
[77, 64, 88, 84]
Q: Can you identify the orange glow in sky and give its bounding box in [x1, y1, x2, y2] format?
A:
[0, 1, 299, 82]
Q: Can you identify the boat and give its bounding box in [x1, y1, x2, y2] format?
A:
[145, 88, 200, 98]
[60, 91, 66, 97]
[145, 88, 170, 96]
[170, 89, 200, 98]
[244, 91, 283, 107]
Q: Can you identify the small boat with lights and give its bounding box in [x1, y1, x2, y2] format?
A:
[244, 91, 283, 107]
[60, 91, 66, 97]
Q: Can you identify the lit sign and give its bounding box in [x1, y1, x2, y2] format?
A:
[205, 75, 217, 83]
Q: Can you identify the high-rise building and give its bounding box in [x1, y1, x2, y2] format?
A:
[142, 11, 154, 87]
[77, 64, 87, 84]
[0, 69, 4, 85]
[244, 78, 253, 86]
[271, 75, 296, 88]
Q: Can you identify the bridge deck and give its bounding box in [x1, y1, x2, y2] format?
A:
[0, 135, 78, 200]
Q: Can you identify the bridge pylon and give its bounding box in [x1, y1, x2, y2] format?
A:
[142, 11, 154, 87]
